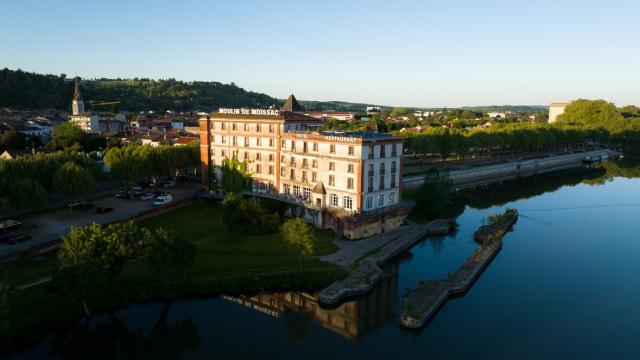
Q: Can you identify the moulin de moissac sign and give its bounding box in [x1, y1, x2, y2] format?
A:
[218, 108, 280, 116]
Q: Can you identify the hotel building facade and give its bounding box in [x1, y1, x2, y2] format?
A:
[199, 109, 411, 239]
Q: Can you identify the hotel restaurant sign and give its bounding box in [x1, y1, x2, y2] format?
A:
[218, 108, 280, 116]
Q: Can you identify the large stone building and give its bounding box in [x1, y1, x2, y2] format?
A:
[68, 78, 127, 134]
[548, 102, 569, 124]
[199, 101, 411, 239]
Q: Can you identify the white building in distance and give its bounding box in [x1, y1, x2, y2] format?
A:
[548, 102, 570, 124]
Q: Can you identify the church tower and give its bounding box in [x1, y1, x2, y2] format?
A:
[71, 77, 85, 115]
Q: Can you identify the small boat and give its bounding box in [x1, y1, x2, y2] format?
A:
[0, 219, 22, 231]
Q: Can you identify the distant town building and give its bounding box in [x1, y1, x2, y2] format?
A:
[548, 102, 569, 124]
[303, 111, 356, 121]
[68, 78, 127, 134]
[199, 101, 410, 239]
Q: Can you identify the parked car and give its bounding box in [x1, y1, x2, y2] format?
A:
[132, 186, 144, 192]
[132, 189, 145, 198]
[162, 180, 177, 188]
[0, 219, 22, 231]
[67, 201, 94, 210]
[153, 194, 173, 206]
[140, 192, 155, 201]
[115, 191, 132, 199]
[95, 206, 114, 214]
[7, 233, 32, 245]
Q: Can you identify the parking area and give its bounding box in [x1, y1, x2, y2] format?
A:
[0, 183, 201, 261]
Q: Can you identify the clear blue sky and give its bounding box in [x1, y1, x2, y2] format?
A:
[2, 0, 639, 107]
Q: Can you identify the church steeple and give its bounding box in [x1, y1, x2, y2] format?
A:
[71, 77, 85, 115]
[73, 77, 82, 101]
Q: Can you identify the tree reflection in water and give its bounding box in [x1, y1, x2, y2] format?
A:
[49, 302, 200, 360]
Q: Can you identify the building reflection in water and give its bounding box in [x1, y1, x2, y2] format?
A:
[223, 262, 398, 340]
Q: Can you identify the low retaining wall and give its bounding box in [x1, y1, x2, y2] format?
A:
[318, 219, 453, 305]
[400, 210, 518, 329]
[403, 149, 617, 189]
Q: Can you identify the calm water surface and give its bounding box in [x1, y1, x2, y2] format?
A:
[11, 167, 640, 359]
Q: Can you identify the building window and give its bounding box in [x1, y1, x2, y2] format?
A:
[380, 145, 386, 158]
[348, 146, 354, 156]
[257, 138, 261, 146]
[313, 142, 318, 151]
[281, 155, 285, 163]
[244, 123, 248, 132]
[391, 161, 397, 173]
[221, 122, 226, 130]
[256, 124, 261, 132]
[291, 141, 296, 151]
[290, 157, 295, 167]
[302, 170, 308, 182]
[244, 138, 249, 147]
[302, 158, 308, 169]
[290, 169, 295, 180]
[347, 164, 354, 173]
[329, 162, 335, 171]
[283, 184, 290, 194]
[303, 142, 308, 153]
[244, 152, 249, 161]
[268, 165, 274, 175]
[343, 196, 353, 210]
[281, 167, 286, 177]
[330, 194, 338, 207]
[312, 172, 317, 182]
[221, 136, 226, 144]
[391, 176, 396, 188]
[211, 135, 215, 143]
[389, 192, 396, 204]
[329, 175, 335, 186]
[366, 196, 373, 209]
[312, 159, 318, 168]
[378, 194, 384, 207]
[380, 162, 386, 175]
[269, 124, 274, 133]
[232, 136, 237, 146]
[379, 175, 385, 190]
[368, 177, 374, 192]
[256, 153, 261, 161]
[269, 138, 274, 147]
[347, 178, 354, 189]
[293, 185, 301, 197]
[281, 140, 286, 148]
[303, 187, 311, 200]
[330, 144, 336, 154]
[232, 123, 237, 131]
[392, 144, 398, 157]
[256, 164, 261, 174]
[221, 150, 226, 157]
[368, 145, 374, 159]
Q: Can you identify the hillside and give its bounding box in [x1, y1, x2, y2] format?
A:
[0, 68, 279, 112]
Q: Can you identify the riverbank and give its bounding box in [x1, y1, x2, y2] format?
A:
[318, 219, 454, 305]
[403, 149, 617, 190]
[0, 199, 346, 353]
[401, 209, 518, 329]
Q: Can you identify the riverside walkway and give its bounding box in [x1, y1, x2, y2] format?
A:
[318, 219, 453, 305]
[400, 209, 518, 329]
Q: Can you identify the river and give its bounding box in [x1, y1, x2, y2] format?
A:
[9, 162, 640, 359]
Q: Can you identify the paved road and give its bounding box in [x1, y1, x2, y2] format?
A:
[0, 184, 200, 261]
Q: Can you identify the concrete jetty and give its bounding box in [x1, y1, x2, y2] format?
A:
[400, 209, 518, 329]
[318, 219, 453, 305]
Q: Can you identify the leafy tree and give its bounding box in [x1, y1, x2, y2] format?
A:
[4, 178, 47, 210]
[221, 155, 252, 193]
[0, 126, 26, 151]
[55, 224, 105, 316]
[415, 177, 453, 220]
[53, 161, 95, 204]
[48, 122, 86, 150]
[221, 193, 280, 235]
[145, 228, 197, 278]
[280, 218, 315, 271]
